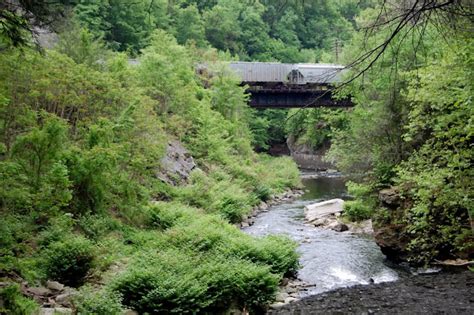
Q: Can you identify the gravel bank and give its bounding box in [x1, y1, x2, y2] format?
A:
[268, 271, 474, 315]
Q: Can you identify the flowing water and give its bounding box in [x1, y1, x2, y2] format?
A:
[243, 172, 398, 297]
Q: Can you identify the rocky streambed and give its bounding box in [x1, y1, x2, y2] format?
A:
[268, 270, 474, 314]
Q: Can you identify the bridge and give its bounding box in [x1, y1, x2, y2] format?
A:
[130, 59, 351, 108]
[228, 62, 351, 108]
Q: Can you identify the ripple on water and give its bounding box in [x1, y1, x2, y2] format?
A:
[243, 175, 398, 298]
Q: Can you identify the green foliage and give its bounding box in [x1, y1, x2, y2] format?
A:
[0, 284, 38, 315]
[112, 249, 279, 313]
[37, 215, 75, 248]
[393, 36, 474, 265]
[55, 22, 109, 67]
[77, 214, 121, 241]
[143, 201, 200, 230]
[13, 117, 71, 211]
[162, 211, 299, 275]
[0, 5, 304, 312]
[74, 285, 123, 315]
[343, 200, 372, 222]
[70, 0, 367, 62]
[251, 109, 288, 147]
[177, 169, 253, 223]
[43, 236, 95, 287]
[222, 235, 300, 276]
[74, 0, 156, 54]
[0, 215, 38, 280]
[286, 108, 349, 150]
[343, 181, 376, 221]
[173, 5, 208, 47]
[326, 5, 473, 264]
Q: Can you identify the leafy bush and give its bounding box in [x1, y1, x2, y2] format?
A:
[343, 200, 373, 221]
[37, 215, 75, 248]
[77, 214, 120, 241]
[164, 215, 299, 275]
[253, 183, 272, 201]
[178, 169, 253, 223]
[224, 235, 299, 276]
[254, 156, 301, 193]
[111, 250, 279, 314]
[0, 284, 38, 315]
[143, 201, 200, 230]
[43, 236, 95, 287]
[343, 181, 376, 221]
[0, 215, 34, 270]
[74, 285, 123, 315]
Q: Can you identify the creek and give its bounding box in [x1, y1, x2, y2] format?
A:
[243, 171, 398, 297]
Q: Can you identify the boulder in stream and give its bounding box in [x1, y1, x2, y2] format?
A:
[304, 199, 344, 223]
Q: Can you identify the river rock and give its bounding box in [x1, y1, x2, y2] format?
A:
[269, 302, 286, 309]
[284, 297, 299, 304]
[348, 219, 373, 234]
[55, 292, 76, 307]
[275, 292, 289, 302]
[373, 223, 410, 262]
[46, 281, 64, 292]
[39, 308, 72, 315]
[311, 217, 331, 227]
[280, 278, 290, 286]
[304, 199, 344, 223]
[330, 222, 349, 232]
[27, 287, 52, 297]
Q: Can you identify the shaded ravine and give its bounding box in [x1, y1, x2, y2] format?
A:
[243, 172, 398, 297]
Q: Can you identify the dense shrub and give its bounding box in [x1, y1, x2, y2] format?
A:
[143, 201, 200, 230]
[164, 215, 299, 275]
[253, 183, 272, 201]
[343, 181, 376, 222]
[223, 235, 300, 276]
[77, 214, 121, 241]
[343, 200, 373, 221]
[112, 250, 279, 313]
[178, 169, 254, 223]
[37, 215, 75, 248]
[43, 236, 95, 287]
[0, 284, 38, 315]
[74, 286, 123, 315]
[0, 215, 35, 272]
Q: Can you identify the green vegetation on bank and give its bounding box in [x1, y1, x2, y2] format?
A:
[323, 6, 473, 265]
[0, 24, 300, 314]
[272, 2, 473, 266]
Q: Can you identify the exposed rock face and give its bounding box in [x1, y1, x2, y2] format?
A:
[379, 187, 401, 207]
[373, 186, 410, 262]
[156, 140, 196, 186]
[287, 135, 333, 170]
[373, 223, 410, 262]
